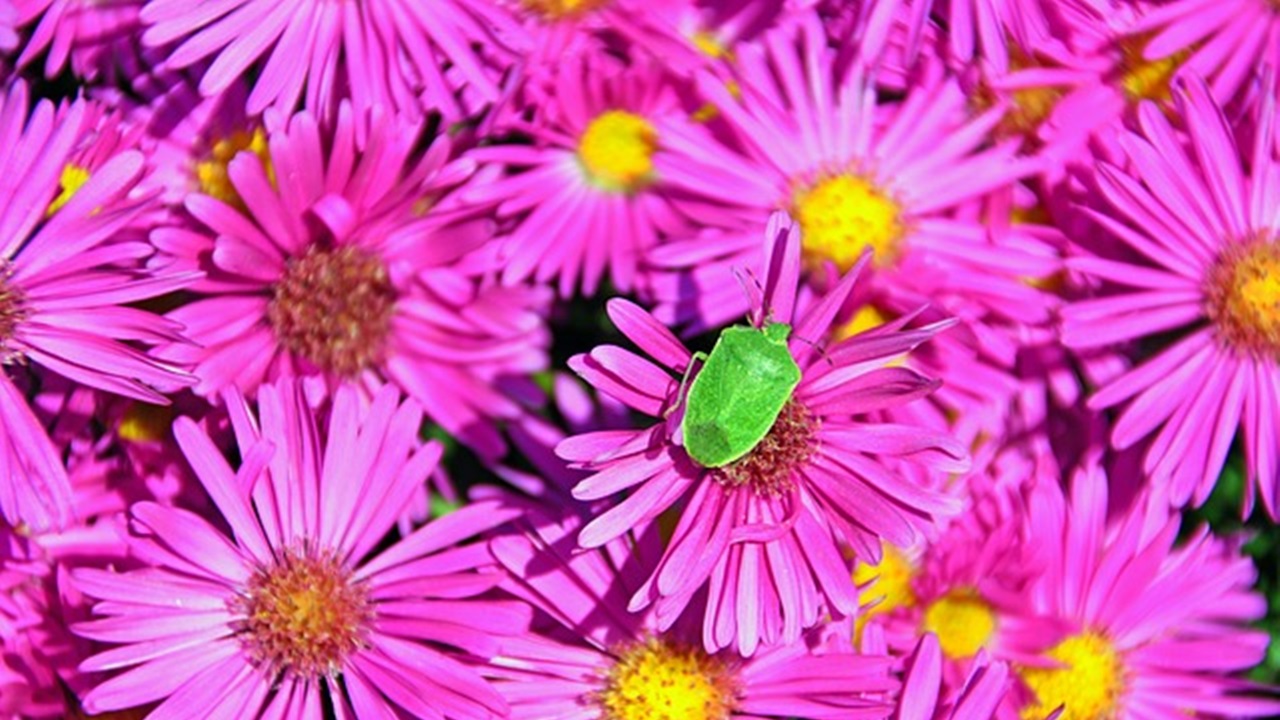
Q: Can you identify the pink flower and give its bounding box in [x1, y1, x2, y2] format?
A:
[468, 53, 724, 297]
[139, 0, 523, 133]
[73, 379, 530, 718]
[1013, 464, 1279, 719]
[0, 83, 195, 531]
[488, 499, 900, 719]
[560, 212, 968, 656]
[13, 0, 142, 81]
[151, 102, 549, 459]
[1061, 76, 1280, 512]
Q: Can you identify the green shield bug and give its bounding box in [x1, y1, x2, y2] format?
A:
[681, 321, 802, 468]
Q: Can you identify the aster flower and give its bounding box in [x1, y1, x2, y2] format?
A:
[1060, 76, 1280, 511]
[468, 53, 726, 297]
[151, 102, 548, 459]
[139, 0, 523, 133]
[854, 470, 1052, 695]
[488, 499, 900, 719]
[1126, 0, 1278, 108]
[646, 12, 1054, 362]
[560, 211, 968, 655]
[14, 0, 142, 81]
[0, 83, 195, 531]
[73, 379, 530, 718]
[1013, 464, 1279, 719]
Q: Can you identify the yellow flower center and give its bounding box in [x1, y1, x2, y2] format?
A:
[116, 402, 176, 443]
[792, 174, 904, 271]
[578, 110, 659, 193]
[1117, 36, 1189, 104]
[1206, 239, 1280, 356]
[1019, 632, 1124, 720]
[600, 638, 737, 720]
[521, 0, 607, 20]
[239, 546, 371, 679]
[852, 543, 916, 640]
[837, 304, 891, 341]
[47, 164, 91, 216]
[197, 127, 274, 210]
[691, 31, 731, 59]
[921, 589, 996, 659]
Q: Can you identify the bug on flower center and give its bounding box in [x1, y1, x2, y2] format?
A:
[599, 638, 738, 720]
[197, 126, 274, 210]
[237, 546, 372, 679]
[921, 588, 996, 659]
[578, 110, 659, 193]
[1018, 631, 1125, 720]
[268, 244, 397, 376]
[682, 322, 809, 487]
[791, 174, 904, 271]
[1205, 239, 1280, 356]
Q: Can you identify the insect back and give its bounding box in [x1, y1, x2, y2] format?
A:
[682, 322, 802, 468]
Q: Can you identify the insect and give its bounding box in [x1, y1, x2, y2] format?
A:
[681, 321, 802, 468]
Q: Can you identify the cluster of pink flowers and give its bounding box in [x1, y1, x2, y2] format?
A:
[2, 0, 1280, 717]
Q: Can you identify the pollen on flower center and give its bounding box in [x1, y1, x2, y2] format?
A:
[116, 402, 176, 443]
[578, 110, 659, 193]
[238, 546, 371, 679]
[854, 543, 917, 617]
[267, 244, 396, 376]
[1116, 36, 1189, 103]
[47, 164, 91, 216]
[600, 638, 738, 720]
[521, 0, 608, 19]
[0, 268, 26, 362]
[852, 542, 917, 640]
[712, 401, 816, 496]
[921, 588, 996, 659]
[792, 174, 904, 271]
[1018, 631, 1125, 720]
[197, 127, 274, 209]
[1206, 239, 1280, 356]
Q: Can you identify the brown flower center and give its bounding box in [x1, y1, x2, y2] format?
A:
[237, 546, 372, 679]
[267, 245, 396, 376]
[711, 401, 817, 496]
[0, 267, 26, 363]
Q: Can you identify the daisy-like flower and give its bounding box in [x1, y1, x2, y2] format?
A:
[560, 212, 968, 655]
[469, 53, 722, 297]
[139, 0, 523, 133]
[13, 0, 142, 81]
[853, 470, 1052, 697]
[72, 379, 530, 718]
[488, 499, 900, 719]
[0, 83, 195, 531]
[151, 102, 548, 459]
[1061, 76, 1280, 511]
[1126, 0, 1278, 108]
[1013, 464, 1279, 720]
[646, 12, 1053, 350]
